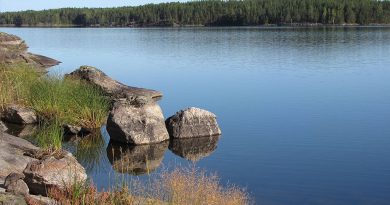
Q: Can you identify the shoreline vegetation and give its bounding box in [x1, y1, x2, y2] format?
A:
[0, 0, 389, 28]
[0, 32, 251, 204]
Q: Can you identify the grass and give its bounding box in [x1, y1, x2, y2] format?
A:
[46, 166, 251, 205]
[36, 120, 64, 151]
[1, 63, 109, 150]
[0, 63, 109, 128]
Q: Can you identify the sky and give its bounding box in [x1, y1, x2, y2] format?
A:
[0, 0, 186, 12]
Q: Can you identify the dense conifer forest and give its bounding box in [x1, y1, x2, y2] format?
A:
[1, 0, 389, 27]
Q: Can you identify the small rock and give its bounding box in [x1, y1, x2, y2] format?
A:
[0, 192, 27, 205]
[107, 102, 169, 145]
[0, 121, 7, 132]
[1, 105, 37, 124]
[23, 152, 87, 196]
[0, 132, 38, 178]
[63, 124, 91, 136]
[4, 173, 24, 187]
[166, 107, 222, 139]
[4, 173, 29, 195]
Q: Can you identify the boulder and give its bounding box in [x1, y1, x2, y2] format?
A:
[23, 152, 87, 196]
[4, 173, 29, 195]
[107, 102, 169, 145]
[107, 141, 168, 175]
[0, 132, 38, 178]
[1, 105, 37, 124]
[166, 107, 222, 139]
[169, 135, 220, 161]
[66, 66, 162, 100]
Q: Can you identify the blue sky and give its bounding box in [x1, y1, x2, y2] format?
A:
[0, 0, 186, 12]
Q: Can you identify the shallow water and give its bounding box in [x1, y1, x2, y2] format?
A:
[1, 27, 390, 204]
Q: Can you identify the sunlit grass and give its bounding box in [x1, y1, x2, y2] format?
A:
[0, 63, 109, 128]
[35, 120, 63, 151]
[1, 63, 109, 153]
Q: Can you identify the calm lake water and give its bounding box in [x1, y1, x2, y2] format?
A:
[1, 27, 390, 205]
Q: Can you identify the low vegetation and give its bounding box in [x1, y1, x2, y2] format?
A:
[0, 63, 109, 129]
[47, 166, 250, 205]
[0, 63, 109, 151]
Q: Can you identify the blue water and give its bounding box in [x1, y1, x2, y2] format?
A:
[1, 27, 390, 204]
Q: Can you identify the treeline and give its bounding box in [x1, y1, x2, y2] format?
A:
[1, 0, 389, 27]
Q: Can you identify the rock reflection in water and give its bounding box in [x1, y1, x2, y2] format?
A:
[3, 123, 38, 138]
[107, 141, 168, 175]
[169, 135, 220, 161]
[62, 130, 106, 174]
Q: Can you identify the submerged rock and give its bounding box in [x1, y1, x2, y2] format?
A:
[0, 32, 60, 69]
[0, 132, 38, 178]
[1, 105, 37, 125]
[23, 152, 87, 196]
[63, 124, 91, 136]
[166, 107, 221, 139]
[169, 135, 220, 161]
[66, 66, 162, 100]
[107, 141, 168, 175]
[107, 102, 169, 145]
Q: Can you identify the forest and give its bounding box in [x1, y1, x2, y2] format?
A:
[0, 0, 389, 27]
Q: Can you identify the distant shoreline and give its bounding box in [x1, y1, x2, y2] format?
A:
[1, 23, 390, 29]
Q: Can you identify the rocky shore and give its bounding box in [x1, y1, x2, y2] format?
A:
[0, 32, 222, 204]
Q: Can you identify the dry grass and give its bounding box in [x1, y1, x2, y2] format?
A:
[46, 166, 251, 205]
[160, 167, 249, 205]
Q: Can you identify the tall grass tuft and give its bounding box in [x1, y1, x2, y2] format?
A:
[0, 63, 39, 109]
[29, 76, 109, 128]
[36, 120, 63, 151]
[0, 63, 109, 128]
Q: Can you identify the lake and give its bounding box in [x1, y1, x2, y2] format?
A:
[1, 27, 390, 205]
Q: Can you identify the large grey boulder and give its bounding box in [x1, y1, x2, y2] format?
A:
[0, 132, 38, 178]
[107, 102, 169, 145]
[107, 141, 168, 175]
[66, 66, 162, 100]
[23, 152, 87, 196]
[166, 107, 222, 139]
[1, 105, 37, 124]
[169, 135, 220, 161]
